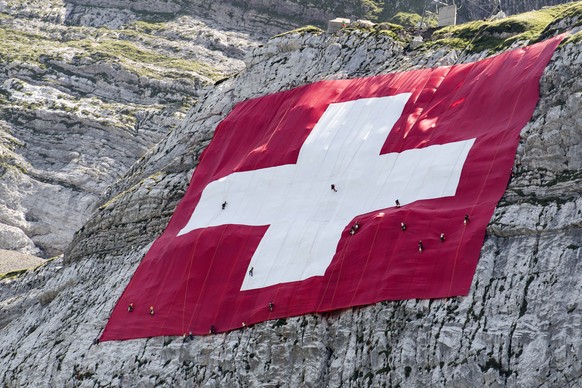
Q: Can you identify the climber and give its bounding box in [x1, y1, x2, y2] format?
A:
[395, 199, 401, 208]
[149, 306, 155, 316]
[349, 221, 360, 235]
[418, 240, 423, 252]
[189, 331, 194, 340]
[92, 338, 100, 345]
[222, 201, 227, 210]
[401, 222, 406, 231]
[128, 303, 134, 312]
[269, 302, 274, 312]
[440, 233, 445, 242]
[248, 267, 254, 276]
[331, 184, 337, 192]
[464, 214, 470, 225]
[210, 325, 216, 334]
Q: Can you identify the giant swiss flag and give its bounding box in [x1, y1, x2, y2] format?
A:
[101, 36, 563, 341]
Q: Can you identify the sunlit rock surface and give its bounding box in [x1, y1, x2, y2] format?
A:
[0, 0, 258, 258]
[0, 2, 581, 387]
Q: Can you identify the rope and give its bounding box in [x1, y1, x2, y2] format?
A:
[348, 218, 382, 305]
[209, 225, 254, 333]
[180, 233, 202, 333]
[315, 227, 354, 311]
[186, 226, 229, 331]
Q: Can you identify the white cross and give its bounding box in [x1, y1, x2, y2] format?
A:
[178, 94, 475, 290]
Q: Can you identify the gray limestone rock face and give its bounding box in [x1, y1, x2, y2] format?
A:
[0, 0, 257, 259]
[62, 0, 377, 35]
[0, 17, 580, 386]
[0, 0, 574, 265]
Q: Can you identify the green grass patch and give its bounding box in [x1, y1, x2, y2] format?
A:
[561, 30, 582, 46]
[0, 268, 28, 280]
[0, 23, 219, 81]
[372, 23, 408, 42]
[361, 0, 383, 20]
[429, 2, 582, 53]
[376, 21, 404, 31]
[0, 160, 28, 175]
[390, 12, 422, 28]
[391, 11, 436, 29]
[132, 20, 168, 34]
[0, 26, 55, 64]
[374, 29, 401, 41]
[70, 38, 219, 80]
[272, 25, 324, 39]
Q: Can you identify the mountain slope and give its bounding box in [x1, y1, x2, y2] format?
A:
[0, 0, 258, 258]
[0, 0, 576, 261]
[0, 3, 580, 386]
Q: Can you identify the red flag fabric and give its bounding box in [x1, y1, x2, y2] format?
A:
[101, 36, 563, 341]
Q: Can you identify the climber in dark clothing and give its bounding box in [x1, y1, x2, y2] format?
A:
[349, 221, 360, 235]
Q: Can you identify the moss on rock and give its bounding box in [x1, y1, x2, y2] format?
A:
[428, 2, 582, 53]
[272, 25, 324, 39]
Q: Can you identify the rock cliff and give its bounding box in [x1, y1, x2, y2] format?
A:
[0, 0, 575, 261]
[1, 2, 581, 387]
[63, 0, 579, 31]
[0, 0, 258, 257]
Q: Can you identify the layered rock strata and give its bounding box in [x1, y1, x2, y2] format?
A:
[0, 8, 580, 386]
[0, 0, 257, 257]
